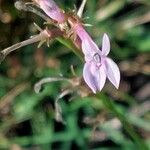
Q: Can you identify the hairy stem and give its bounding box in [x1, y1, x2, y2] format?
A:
[14, 1, 84, 62]
[0, 29, 63, 63]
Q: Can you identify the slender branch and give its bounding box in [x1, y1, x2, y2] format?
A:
[55, 89, 73, 123]
[120, 12, 150, 30]
[34, 77, 72, 94]
[0, 83, 30, 110]
[0, 29, 63, 63]
[0, 36, 40, 63]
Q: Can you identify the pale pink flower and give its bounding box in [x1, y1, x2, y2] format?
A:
[74, 24, 120, 93]
[35, 0, 65, 23]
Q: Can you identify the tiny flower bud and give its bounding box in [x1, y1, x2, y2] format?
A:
[34, 0, 65, 23]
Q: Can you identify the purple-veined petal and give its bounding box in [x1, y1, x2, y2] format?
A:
[83, 62, 98, 93]
[83, 62, 106, 93]
[82, 39, 97, 61]
[102, 33, 110, 56]
[38, 0, 65, 23]
[105, 57, 120, 89]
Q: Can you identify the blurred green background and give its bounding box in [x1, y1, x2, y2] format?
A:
[0, 0, 150, 149]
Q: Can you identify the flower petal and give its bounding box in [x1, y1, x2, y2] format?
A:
[102, 33, 110, 56]
[82, 39, 98, 61]
[98, 65, 106, 91]
[83, 62, 97, 93]
[82, 37, 101, 61]
[83, 62, 106, 93]
[38, 0, 65, 23]
[105, 57, 120, 89]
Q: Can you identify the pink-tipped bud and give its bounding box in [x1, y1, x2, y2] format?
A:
[35, 0, 65, 23]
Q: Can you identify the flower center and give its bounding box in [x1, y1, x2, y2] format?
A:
[93, 53, 101, 68]
[93, 53, 101, 63]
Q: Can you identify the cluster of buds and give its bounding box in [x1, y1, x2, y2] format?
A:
[33, 0, 120, 93]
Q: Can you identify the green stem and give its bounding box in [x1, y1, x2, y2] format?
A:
[56, 37, 84, 62]
[96, 93, 148, 150]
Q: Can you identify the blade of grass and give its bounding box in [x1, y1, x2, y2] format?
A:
[96, 93, 148, 150]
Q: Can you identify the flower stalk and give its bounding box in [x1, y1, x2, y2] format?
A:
[0, 29, 63, 63]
